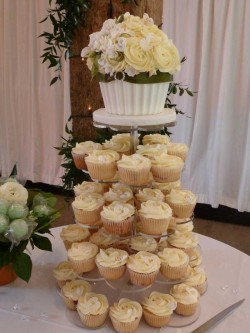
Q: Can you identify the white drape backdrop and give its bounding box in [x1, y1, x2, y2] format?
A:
[163, 0, 250, 212]
[0, 0, 70, 186]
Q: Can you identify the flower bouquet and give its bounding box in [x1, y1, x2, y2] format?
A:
[0, 178, 61, 283]
[81, 12, 181, 115]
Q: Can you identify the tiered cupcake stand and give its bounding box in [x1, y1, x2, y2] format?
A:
[67, 108, 201, 332]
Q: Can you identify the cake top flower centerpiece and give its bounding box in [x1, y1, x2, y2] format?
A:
[81, 12, 181, 84]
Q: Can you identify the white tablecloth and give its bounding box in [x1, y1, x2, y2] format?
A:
[0, 227, 249, 333]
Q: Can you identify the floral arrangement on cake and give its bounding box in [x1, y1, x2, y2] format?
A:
[81, 12, 181, 83]
[0, 178, 61, 282]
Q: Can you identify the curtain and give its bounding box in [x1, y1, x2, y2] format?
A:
[163, 0, 250, 212]
[0, 0, 71, 186]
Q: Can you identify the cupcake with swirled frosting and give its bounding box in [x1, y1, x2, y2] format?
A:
[61, 279, 92, 310]
[165, 189, 197, 218]
[95, 247, 128, 280]
[85, 149, 120, 180]
[53, 261, 78, 288]
[103, 138, 130, 156]
[142, 133, 170, 145]
[101, 201, 135, 235]
[77, 292, 109, 328]
[117, 153, 151, 186]
[109, 298, 142, 333]
[157, 248, 189, 280]
[167, 142, 189, 161]
[129, 235, 158, 254]
[89, 227, 120, 249]
[60, 224, 90, 250]
[151, 153, 184, 182]
[138, 200, 172, 235]
[142, 292, 177, 327]
[73, 181, 104, 197]
[170, 283, 200, 316]
[136, 144, 168, 160]
[71, 141, 102, 170]
[152, 179, 181, 195]
[67, 242, 98, 274]
[183, 266, 208, 295]
[167, 231, 198, 257]
[168, 217, 194, 233]
[104, 186, 134, 205]
[72, 193, 104, 226]
[135, 188, 165, 209]
[127, 251, 161, 286]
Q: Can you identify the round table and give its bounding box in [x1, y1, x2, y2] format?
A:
[0, 226, 249, 333]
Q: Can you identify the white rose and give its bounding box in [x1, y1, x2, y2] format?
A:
[152, 40, 181, 74]
[0, 182, 28, 206]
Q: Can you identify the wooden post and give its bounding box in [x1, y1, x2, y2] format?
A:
[70, 0, 163, 141]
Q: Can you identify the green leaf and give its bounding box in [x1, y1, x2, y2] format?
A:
[32, 235, 52, 251]
[9, 164, 17, 177]
[50, 76, 59, 85]
[12, 252, 32, 282]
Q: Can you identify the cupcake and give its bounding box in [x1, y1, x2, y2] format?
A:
[77, 292, 109, 328]
[73, 181, 104, 197]
[170, 283, 200, 316]
[138, 200, 172, 235]
[117, 154, 151, 186]
[167, 231, 198, 257]
[60, 224, 90, 250]
[183, 266, 208, 295]
[157, 248, 189, 280]
[67, 242, 98, 274]
[85, 149, 120, 180]
[71, 141, 102, 170]
[127, 251, 161, 286]
[100, 201, 135, 235]
[72, 193, 104, 226]
[158, 238, 170, 252]
[104, 186, 134, 205]
[152, 179, 181, 195]
[168, 217, 194, 233]
[109, 298, 142, 333]
[142, 133, 170, 145]
[189, 248, 203, 268]
[89, 227, 120, 249]
[142, 292, 177, 327]
[165, 189, 197, 218]
[151, 153, 184, 182]
[129, 235, 158, 254]
[167, 142, 189, 161]
[61, 279, 92, 310]
[135, 188, 165, 209]
[53, 261, 78, 288]
[95, 247, 128, 280]
[102, 138, 130, 156]
[136, 144, 168, 160]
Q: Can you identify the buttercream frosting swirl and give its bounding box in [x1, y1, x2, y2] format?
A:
[127, 251, 161, 273]
[135, 188, 165, 203]
[117, 154, 151, 169]
[109, 298, 142, 323]
[170, 283, 200, 304]
[166, 189, 196, 205]
[72, 141, 102, 155]
[138, 200, 172, 219]
[61, 280, 92, 301]
[101, 201, 135, 221]
[60, 224, 90, 242]
[53, 261, 78, 281]
[73, 181, 104, 196]
[129, 235, 158, 253]
[77, 292, 109, 315]
[85, 149, 120, 163]
[95, 248, 128, 268]
[72, 193, 104, 211]
[142, 134, 170, 145]
[167, 142, 188, 154]
[136, 144, 168, 159]
[157, 248, 189, 267]
[152, 180, 181, 193]
[104, 186, 133, 203]
[67, 242, 98, 260]
[151, 153, 184, 168]
[142, 292, 177, 316]
[184, 266, 207, 286]
[103, 139, 130, 153]
[168, 231, 198, 249]
[90, 227, 119, 247]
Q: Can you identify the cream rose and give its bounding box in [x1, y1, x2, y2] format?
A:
[0, 182, 28, 206]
